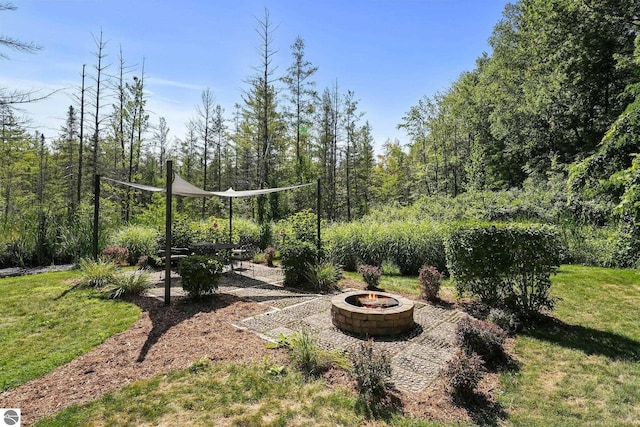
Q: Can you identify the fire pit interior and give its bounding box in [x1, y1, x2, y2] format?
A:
[331, 290, 414, 336]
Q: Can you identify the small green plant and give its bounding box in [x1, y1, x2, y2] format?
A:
[418, 265, 443, 301]
[107, 270, 152, 299]
[288, 330, 343, 378]
[444, 350, 486, 399]
[350, 340, 394, 412]
[77, 258, 117, 289]
[358, 264, 381, 290]
[179, 255, 223, 298]
[487, 308, 522, 334]
[188, 356, 210, 374]
[264, 246, 276, 267]
[455, 316, 506, 367]
[101, 246, 129, 266]
[305, 261, 342, 293]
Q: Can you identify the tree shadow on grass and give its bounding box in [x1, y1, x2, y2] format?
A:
[521, 315, 640, 362]
[452, 391, 508, 427]
[132, 293, 244, 363]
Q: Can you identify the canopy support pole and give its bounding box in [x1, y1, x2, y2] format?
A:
[229, 197, 233, 244]
[316, 178, 321, 261]
[92, 174, 100, 260]
[164, 160, 173, 306]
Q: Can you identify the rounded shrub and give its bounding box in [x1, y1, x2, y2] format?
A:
[418, 265, 443, 301]
[444, 350, 485, 398]
[455, 316, 506, 367]
[358, 264, 382, 290]
[179, 255, 223, 298]
[280, 240, 318, 288]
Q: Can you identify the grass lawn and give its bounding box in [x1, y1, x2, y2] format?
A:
[0, 270, 141, 391]
[498, 265, 640, 426]
[35, 360, 450, 427]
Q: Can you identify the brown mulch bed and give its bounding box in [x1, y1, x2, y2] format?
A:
[1, 273, 507, 426]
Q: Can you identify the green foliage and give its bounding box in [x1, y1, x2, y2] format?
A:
[280, 239, 317, 287]
[445, 222, 561, 316]
[326, 221, 447, 275]
[106, 270, 152, 299]
[287, 330, 343, 378]
[110, 225, 159, 265]
[349, 340, 394, 413]
[178, 255, 223, 298]
[259, 221, 273, 249]
[444, 350, 485, 399]
[305, 260, 342, 293]
[357, 264, 381, 289]
[279, 209, 317, 243]
[418, 265, 443, 301]
[77, 258, 117, 289]
[455, 317, 506, 367]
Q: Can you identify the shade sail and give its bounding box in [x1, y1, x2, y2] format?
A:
[103, 175, 313, 198]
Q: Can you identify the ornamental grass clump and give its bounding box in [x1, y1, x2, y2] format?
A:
[358, 264, 382, 290]
[305, 261, 342, 293]
[107, 270, 152, 299]
[418, 264, 443, 301]
[77, 257, 117, 289]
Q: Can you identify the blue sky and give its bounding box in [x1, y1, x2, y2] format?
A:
[2, 0, 509, 150]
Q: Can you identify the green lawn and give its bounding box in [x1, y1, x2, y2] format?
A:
[0, 270, 141, 391]
[498, 265, 640, 426]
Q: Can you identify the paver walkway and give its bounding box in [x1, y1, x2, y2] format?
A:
[147, 263, 464, 393]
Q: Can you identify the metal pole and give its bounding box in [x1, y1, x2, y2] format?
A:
[92, 174, 100, 260]
[164, 160, 173, 306]
[316, 178, 321, 260]
[229, 197, 233, 244]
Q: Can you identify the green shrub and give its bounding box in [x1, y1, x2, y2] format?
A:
[487, 308, 522, 334]
[455, 317, 506, 367]
[305, 261, 342, 293]
[107, 270, 152, 299]
[179, 255, 223, 298]
[110, 225, 159, 265]
[445, 222, 561, 316]
[350, 340, 393, 412]
[280, 240, 318, 288]
[444, 350, 485, 398]
[101, 246, 129, 266]
[259, 221, 273, 249]
[281, 209, 317, 243]
[358, 264, 382, 290]
[418, 265, 443, 301]
[77, 258, 117, 289]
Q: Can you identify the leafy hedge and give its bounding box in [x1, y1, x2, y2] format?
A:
[445, 223, 561, 316]
[325, 221, 447, 275]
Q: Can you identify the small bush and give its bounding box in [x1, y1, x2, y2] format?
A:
[107, 270, 152, 299]
[264, 246, 276, 267]
[280, 240, 318, 288]
[110, 225, 159, 265]
[455, 317, 506, 366]
[350, 340, 393, 410]
[444, 350, 486, 398]
[179, 255, 223, 298]
[101, 246, 129, 266]
[77, 258, 117, 289]
[418, 265, 443, 301]
[306, 261, 342, 293]
[358, 264, 382, 290]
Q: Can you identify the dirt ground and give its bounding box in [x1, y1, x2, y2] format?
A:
[0, 272, 504, 426]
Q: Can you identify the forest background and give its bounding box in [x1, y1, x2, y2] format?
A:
[1, 0, 639, 269]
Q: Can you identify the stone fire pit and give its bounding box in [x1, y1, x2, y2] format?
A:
[331, 290, 414, 336]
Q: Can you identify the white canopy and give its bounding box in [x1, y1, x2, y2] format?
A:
[103, 174, 313, 198]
